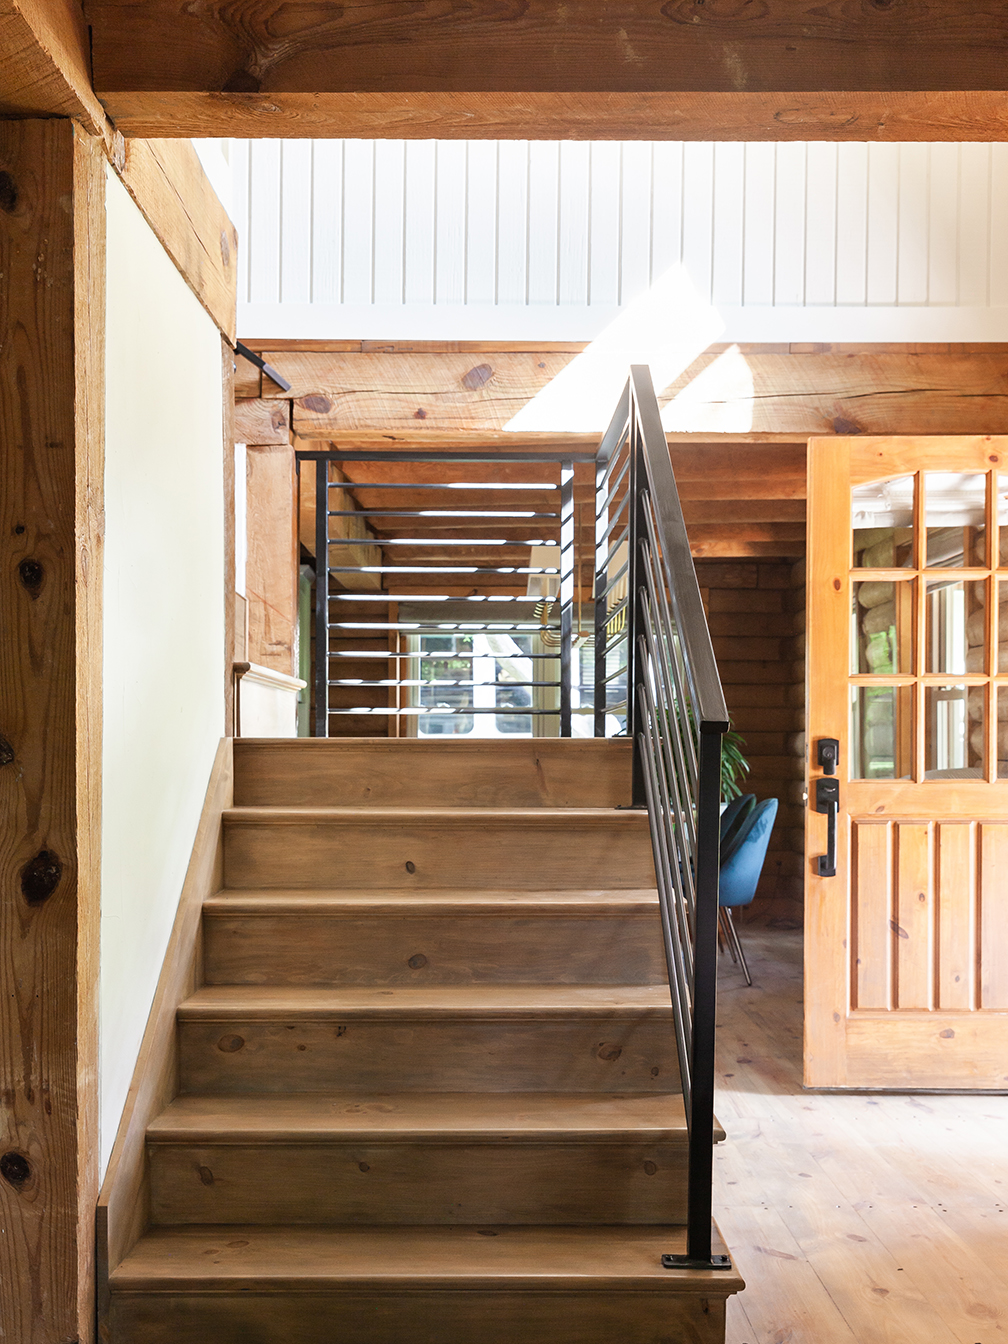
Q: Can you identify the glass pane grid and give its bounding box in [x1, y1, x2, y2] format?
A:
[849, 467, 1008, 782]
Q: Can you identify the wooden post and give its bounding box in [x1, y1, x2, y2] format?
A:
[245, 442, 299, 675]
[0, 119, 105, 1343]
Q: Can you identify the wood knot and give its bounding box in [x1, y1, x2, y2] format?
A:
[300, 394, 332, 414]
[0, 734, 14, 767]
[644, 1160, 658, 1175]
[462, 363, 493, 391]
[220, 230, 231, 268]
[0, 1151, 31, 1187]
[197, 1165, 214, 1186]
[405, 860, 416, 874]
[17, 558, 44, 597]
[408, 953, 428, 969]
[358, 1161, 370, 1173]
[596, 1041, 622, 1062]
[21, 849, 62, 905]
[0, 171, 17, 213]
[217, 1034, 245, 1053]
[413, 407, 427, 420]
[939, 1028, 955, 1039]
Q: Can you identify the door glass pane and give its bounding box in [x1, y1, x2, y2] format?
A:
[850, 685, 913, 780]
[926, 579, 971, 675]
[852, 476, 914, 568]
[999, 686, 1008, 779]
[1000, 581, 1008, 674]
[924, 472, 986, 568]
[925, 683, 980, 777]
[852, 580, 913, 674]
[998, 476, 1008, 567]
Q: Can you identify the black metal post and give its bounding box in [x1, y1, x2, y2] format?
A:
[314, 458, 330, 738]
[559, 460, 574, 737]
[626, 403, 648, 806]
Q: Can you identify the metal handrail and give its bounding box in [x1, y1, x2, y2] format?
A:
[593, 367, 730, 1272]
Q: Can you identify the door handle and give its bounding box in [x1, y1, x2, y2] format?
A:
[815, 777, 839, 877]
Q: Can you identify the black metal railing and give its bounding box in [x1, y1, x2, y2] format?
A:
[593, 367, 731, 1271]
[301, 447, 589, 738]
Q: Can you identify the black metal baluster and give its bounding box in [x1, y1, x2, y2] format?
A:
[314, 460, 330, 738]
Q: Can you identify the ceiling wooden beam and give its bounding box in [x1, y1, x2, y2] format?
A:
[264, 348, 1008, 440]
[81, 1, 1008, 140]
[0, 0, 110, 138]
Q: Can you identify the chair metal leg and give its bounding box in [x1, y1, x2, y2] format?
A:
[721, 907, 752, 986]
[717, 909, 737, 964]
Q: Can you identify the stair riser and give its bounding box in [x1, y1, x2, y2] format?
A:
[179, 1018, 680, 1094]
[149, 1141, 687, 1225]
[223, 818, 655, 891]
[112, 1291, 726, 1344]
[203, 914, 667, 986]
[233, 739, 633, 810]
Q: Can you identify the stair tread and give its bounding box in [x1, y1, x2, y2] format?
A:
[178, 984, 674, 1020]
[148, 1092, 695, 1142]
[110, 1223, 743, 1293]
[204, 888, 659, 914]
[223, 806, 648, 824]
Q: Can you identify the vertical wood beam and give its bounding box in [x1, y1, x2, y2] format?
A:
[245, 442, 298, 675]
[0, 118, 105, 1344]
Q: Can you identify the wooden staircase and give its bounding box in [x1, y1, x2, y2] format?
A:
[107, 738, 742, 1343]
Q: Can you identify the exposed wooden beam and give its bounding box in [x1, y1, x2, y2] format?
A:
[80, 0, 1008, 140]
[114, 138, 237, 343]
[254, 348, 1008, 440]
[0, 0, 110, 138]
[234, 398, 289, 446]
[0, 117, 105, 1344]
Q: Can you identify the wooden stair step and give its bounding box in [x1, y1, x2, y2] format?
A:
[202, 888, 665, 987]
[177, 986, 680, 1095]
[233, 737, 633, 810]
[203, 888, 661, 913]
[110, 1224, 742, 1344]
[147, 1094, 697, 1227]
[178, 984, 677, 1020]
[149, 1091, 694, 1142]
[221, 807, 655, 891]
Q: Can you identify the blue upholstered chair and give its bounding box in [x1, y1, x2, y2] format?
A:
[719, 793, 755, 852]
[718, 797, 778, 986]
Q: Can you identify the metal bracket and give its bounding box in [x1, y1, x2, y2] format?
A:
[234, 340, 293, 393]
[662, 1254, 733, 1270]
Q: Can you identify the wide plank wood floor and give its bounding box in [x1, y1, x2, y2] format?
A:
[714, 928, 1008, 1344]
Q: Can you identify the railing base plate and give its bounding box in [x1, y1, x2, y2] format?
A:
[661, 1254, 733, 1271]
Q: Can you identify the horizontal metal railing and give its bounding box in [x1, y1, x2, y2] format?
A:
[593, 367, 730, 1271]
[301, 450, 582, 738]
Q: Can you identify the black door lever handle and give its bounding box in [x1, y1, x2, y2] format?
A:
[815, 777, 839, 877]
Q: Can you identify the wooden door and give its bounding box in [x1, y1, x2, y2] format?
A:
[806, 436, 1008, 1089]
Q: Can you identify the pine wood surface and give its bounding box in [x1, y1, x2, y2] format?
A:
[234, 397, 289, 445]
[232, 736, 632, 808]
[114, 137, 237, 342]
[0, 0, 109, 134]
[148, 1091, 691, 1141]
[95, 89, 1008, 143]
[271, 351, 1008, 439]
[110, 1222, 739, 1291]
[0, 118, 105, 1344]
[714, 929, 1008, 1344]
[244, 442, 298, 673]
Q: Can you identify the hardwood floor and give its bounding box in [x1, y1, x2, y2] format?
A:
[713, 927, 1008, 1344]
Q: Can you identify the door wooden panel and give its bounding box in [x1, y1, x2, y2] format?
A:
[894, 822, 931, 1011]
[852, 823, 891, 1011]
[807, 436, 1008, 1088]
[980, 823, 1008, 1009]
[936, 822, 974, 1012]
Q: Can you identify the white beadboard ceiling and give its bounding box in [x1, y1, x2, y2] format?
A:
[222, 139, 1008, 342]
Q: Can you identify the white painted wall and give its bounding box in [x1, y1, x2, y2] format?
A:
[101, 168, 225, 1174]
[224, 138, 1008, 342]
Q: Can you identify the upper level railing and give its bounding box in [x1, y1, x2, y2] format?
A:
[593, 366, 731, 1270]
